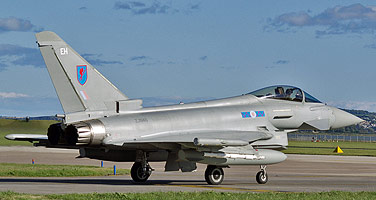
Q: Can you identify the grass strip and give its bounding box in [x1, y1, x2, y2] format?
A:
[1, 191, 376, 200]
[283, 141, 376, 156]
[0, 163, 129, 177]
[0, 119, 57, 146]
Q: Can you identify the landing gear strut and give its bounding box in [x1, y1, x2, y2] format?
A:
[205, 165, 224, 185]
[256, 165, 268, 184]
[131, 151, 153, 182]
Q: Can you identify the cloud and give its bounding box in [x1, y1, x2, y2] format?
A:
[274, 60, 289, 65]
[128, 55, 154, 66]
[81, 53, 123, 66]
[114, 1, 171, 14]
[0, 17, 42, 33]
[0, 62, 6, 69]
[0, 46, 122, 70]
[0, 92, 29, 98]
[328, 101, 376, 112]
[115, 1, 145, 9]
[127, 55, 176, 67]
[114, 1, 200, 15]
[265, 60, 290, 69]
[0, 96, 62, 117]
[220, 66, 239, 70]
[0, 44, 44, 70]
[364, 43, 376, 49]
[267, 3, 376, 36]
[190, 3, 200, 10]
[129, 55, 148, 61]
[199, 56, 207, 61]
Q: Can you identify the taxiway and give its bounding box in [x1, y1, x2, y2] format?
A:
[0, 146, 375, 193]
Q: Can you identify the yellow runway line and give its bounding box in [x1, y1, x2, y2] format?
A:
[156, 184, 274, 193]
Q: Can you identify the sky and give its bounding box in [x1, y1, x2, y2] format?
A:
[1, 1, 376, 116]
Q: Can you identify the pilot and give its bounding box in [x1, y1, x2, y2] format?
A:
[275, 87, 285, 98]
[285, 89, 293, 100]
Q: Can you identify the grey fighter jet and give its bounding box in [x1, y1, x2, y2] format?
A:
[6, 31, 363, 185]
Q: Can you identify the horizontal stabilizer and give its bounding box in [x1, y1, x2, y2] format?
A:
[5, 134, 48, 142]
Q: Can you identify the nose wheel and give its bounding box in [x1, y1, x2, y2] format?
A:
[256, 165, 268, 184]
[205, 165, 224, 185]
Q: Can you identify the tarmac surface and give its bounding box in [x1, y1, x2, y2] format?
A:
[1, 146, 376, 193]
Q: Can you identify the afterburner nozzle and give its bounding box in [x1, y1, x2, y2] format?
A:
[330, 107, 363, 129]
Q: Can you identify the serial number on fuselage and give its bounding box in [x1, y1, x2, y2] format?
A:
[134, 118, 149, 123]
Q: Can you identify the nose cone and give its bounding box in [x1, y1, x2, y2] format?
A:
[331, 107, 364, 129]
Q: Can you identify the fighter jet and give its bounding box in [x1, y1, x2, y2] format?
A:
[5, 31, 363, 185]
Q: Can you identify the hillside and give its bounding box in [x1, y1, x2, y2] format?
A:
[295, 109, 376, 134]
[323, 109, 376, 134]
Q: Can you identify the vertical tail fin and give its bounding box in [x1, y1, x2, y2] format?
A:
[36, 31, 128, 114]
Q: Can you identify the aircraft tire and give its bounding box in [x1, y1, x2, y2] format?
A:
[205, 165, 224, 185]
[256, 171, 268, 184]
[131, 162, 150, 182]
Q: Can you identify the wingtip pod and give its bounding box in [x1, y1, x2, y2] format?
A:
[4, 134, 15, 140]
[4, 134, 48, 141]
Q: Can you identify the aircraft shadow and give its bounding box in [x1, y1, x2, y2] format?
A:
[0, 178, 207, 186]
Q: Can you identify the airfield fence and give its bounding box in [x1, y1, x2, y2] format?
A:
[288, 133, 376, 143]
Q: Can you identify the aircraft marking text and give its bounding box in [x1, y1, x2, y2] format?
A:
[60, 48, 68, 55]
[135, 118, 148, 123]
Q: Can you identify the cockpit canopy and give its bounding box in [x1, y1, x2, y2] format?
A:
[248, 85, 321, 103]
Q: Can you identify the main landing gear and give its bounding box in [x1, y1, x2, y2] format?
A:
[131, 151, 153, 182]
[131, 162, 152, 182]
[256, 165, 268, 184]
[205, 165, 224, 185]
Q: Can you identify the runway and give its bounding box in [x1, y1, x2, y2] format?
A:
[1, 146, 376, 193]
